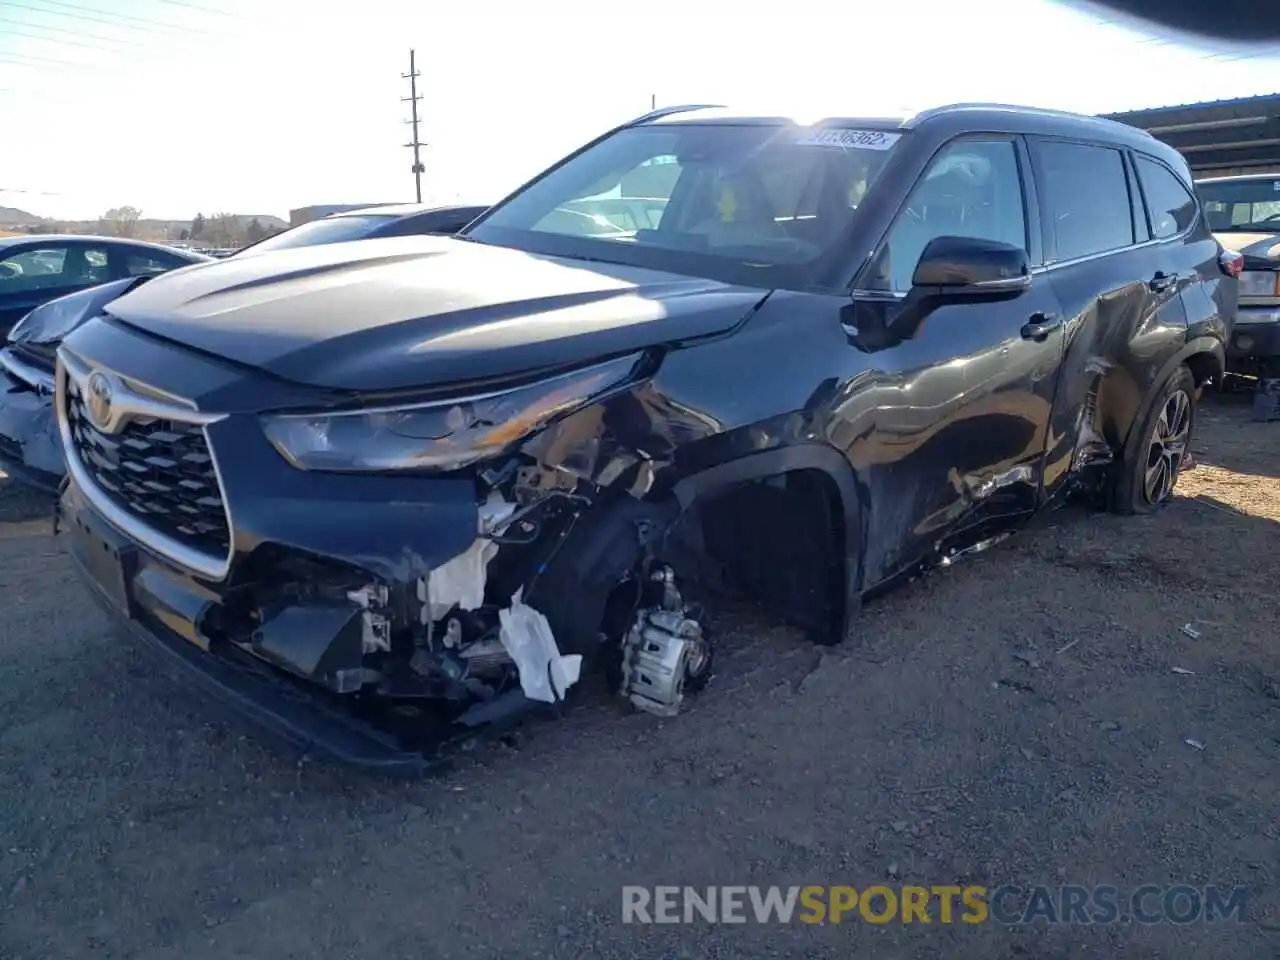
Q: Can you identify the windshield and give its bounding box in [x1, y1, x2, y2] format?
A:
[238, 215, 399, 254]
[465, 123, 902, 287]
[1198, 179, 1280, 232]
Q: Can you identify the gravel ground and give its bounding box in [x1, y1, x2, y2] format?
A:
[0, 392, 1277, 960]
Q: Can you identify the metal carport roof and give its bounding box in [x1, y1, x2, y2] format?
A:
[1103, 93, 1280, 176]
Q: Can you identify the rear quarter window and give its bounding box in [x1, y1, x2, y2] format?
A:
[1134, 156, 1198, 240]
[124, 250, 187, 277]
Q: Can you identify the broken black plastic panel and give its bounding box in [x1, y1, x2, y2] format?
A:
[250, 605, 366, 694]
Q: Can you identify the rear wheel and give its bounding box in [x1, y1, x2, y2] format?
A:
[1111, 365, 1196, 514]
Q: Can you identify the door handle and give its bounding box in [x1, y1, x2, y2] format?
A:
[1148, 271, 1179, 293]
[1020, 313, 1062, 342]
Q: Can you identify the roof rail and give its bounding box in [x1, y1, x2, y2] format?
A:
[907, 102, 1158, 139]
[625, 103, 726, 126]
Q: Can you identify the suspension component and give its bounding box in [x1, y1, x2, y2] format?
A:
[618, 564, 711, 717]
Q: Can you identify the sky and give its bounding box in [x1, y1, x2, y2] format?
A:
[1, 0, 1278, 222]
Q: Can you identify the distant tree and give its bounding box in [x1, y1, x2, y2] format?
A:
[178, 228, 191, 242]
[100, 205, 142, 238]
[190, 212, 206, 238]
[202, 212, 242, 248]
[243, 217, 266, 245]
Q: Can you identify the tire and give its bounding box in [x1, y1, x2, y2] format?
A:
[682, 605, 714, 694]
[1111, 364, 1197, 514]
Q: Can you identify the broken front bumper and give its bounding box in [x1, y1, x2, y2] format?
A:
[58, 475, 545, 775]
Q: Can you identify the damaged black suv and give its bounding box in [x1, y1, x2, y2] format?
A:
[57, 103, 1234, 772]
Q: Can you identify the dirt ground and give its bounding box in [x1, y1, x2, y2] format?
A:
[0, 392, 1277, 960]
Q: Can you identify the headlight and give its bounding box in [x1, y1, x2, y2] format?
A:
[260, 353, 641, 472]
[1239, 270, 1280, 299]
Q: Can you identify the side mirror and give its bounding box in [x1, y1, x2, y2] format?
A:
[911, 235, 1031, 294]
[844, 236, 1032, 352]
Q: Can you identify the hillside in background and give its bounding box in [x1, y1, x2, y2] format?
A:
[0, 210, 290, 247]
[0, 206, 41, 225]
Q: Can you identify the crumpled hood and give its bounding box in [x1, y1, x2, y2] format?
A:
[1213, 230, 1280, 267]
[104, 235, 769, 391]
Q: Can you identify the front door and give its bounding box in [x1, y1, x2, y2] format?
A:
[848, 135, 1067, 578]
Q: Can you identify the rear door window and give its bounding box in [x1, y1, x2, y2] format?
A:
[123, 250, 188, 277]
[1031, 140, 1134, 262]
[1134, 156, 1198, 240]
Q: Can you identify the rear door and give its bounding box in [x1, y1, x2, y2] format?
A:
[1028, 137, 1187, 495]
[1131, 153, 1229, 349]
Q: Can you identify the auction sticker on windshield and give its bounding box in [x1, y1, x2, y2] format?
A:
[794, 129, 902, 150]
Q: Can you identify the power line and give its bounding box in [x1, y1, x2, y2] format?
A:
[13, 0, 212, 32]
[153, 0, 234, 16]
[0, 0, 209, 35]
[0, 14, 143, 45]
[0, 0, 233, 76]
[0, 23, 127, 48]
[0, 49, 85, 66]
[402, 48, 425, 203]
[0, 38, 117, 60]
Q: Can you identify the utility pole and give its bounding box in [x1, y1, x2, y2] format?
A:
[401, 49, 425, 203]
[650, 93, 656, 111]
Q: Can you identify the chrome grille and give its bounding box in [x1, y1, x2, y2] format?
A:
[65, 374, 230, 557]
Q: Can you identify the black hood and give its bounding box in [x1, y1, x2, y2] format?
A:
[104, 235, 769, 391]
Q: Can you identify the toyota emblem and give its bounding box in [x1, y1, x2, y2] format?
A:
[85, 371, 114, 430]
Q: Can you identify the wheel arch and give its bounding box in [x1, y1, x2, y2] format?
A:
[1123, 336, 1223, 452]
[670, 443, 866, 644]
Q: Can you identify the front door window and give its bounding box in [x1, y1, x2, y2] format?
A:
[867, 138, 1029, 293]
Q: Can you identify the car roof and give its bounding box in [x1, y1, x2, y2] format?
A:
[327, 202, 488, 220]
[639, 101, 1175, 163]
[644, 101, 1148, 132]
[0, 234, 208, 258]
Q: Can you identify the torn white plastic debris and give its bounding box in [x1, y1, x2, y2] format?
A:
[425, 493, 517, 619]
[477, 491, 518, 534]
[498, 588, 582, 703]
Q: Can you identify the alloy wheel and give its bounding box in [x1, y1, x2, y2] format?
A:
[1143, 389, 1191, 505]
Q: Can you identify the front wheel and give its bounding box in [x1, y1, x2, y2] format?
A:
[1110, 365, 1197, 514]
